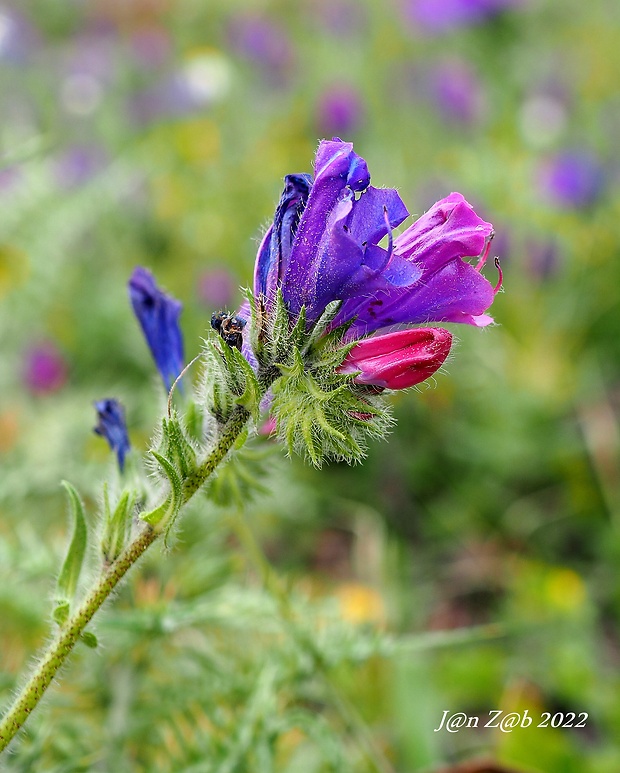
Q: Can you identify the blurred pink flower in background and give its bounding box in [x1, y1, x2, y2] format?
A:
[23, 341, 68, 395]
[198, 269, 237, 311]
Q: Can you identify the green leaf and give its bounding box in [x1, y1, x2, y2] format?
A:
[160, 414, 197, 479]
[140, 451, 183, 531]
[52, 601, 70, 627]
[56, 481, 88, 604]
[101, 488, 135, 564]
[80, 631, 98, 648]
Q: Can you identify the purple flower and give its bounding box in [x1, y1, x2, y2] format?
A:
[227, 13, 293, 85]
[428, 59, 486, 125]
[128, 267, 184, 391]
[53, 144, 107, 189]
[23, 341, 68, 394]
[93, 399, 130, 472]
[0, 7, 39, 65]
[539, 150, 606, 209]
[253, 138, 499, 336]
[405, 0, 522, 34]
[339, 327, 453, 390]
[316, 85, 364, 138]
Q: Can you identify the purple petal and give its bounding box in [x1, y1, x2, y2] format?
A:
[283, 139, 370, 317]
[335, 192, 496, 336]
[94, 399, 130, 472]
[128, 267, 184, 391]
[392, 192, 492, 276]
[254, 173, 312, 300]
[345, 186, 409, 245]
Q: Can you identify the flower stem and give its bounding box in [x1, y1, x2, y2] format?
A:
[0, 405, 251, 752]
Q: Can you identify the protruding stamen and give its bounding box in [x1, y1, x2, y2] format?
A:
[383, 205, 394, 262]
[493, 257, 503, 294]
[475, 229, 495, 271]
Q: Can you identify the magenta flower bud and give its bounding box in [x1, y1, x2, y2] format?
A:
[340, 327, 453, 390]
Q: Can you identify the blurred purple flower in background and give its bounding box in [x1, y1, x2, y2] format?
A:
[128, 267, 185, 392]
[22, 341, 68, 395]
[539, 150, 606, 209]
[316, 85, 364, 138]
[198, 269, 236, 311]
[129, 24, 172, 70]
[428, 59, 486, 125]
[0, 165, 22, 195]
[130, 52, 231, 125]
[305, 0, 367, 37]
[405, 0, 522, 34]
[527, 237, 561, 280]
[227, 13, 293, 84]
[93, 398, 130, 472]
[53, 144, 107, 189]
[0, 6, 38, 64]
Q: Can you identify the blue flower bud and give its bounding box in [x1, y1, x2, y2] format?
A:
[93, 399, 131, 472]
[128, 266, 184, 392]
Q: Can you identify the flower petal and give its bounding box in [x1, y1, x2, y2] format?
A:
[128, 266, 185, 391]
[340, 327, 452, 390]
[283, 139, 370, 317]
[93, 398, 131, 472]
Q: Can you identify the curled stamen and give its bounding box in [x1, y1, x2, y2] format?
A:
[493, 257, 503, 294]
[383, 205, 394, 263]
[475, 229, 495, 272]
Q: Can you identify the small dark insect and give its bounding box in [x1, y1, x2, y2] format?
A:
[220, 315, 247, 350]
[210, 310, 228, 333]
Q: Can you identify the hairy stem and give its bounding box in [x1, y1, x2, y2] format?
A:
[0, 405, 251, 752]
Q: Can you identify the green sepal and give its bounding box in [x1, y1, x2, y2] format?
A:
[302, 300, 343, 354]
[183, 400, 204, 443]
[159, 414, 197, 480]
[80, 631, 98, 648]
[243, 288, 268, 367]
[267, 288, 290, 364]
[101, 485, 134, 564]
[229, 346, 262, 420]
[52, 601, 70, 627]
[202, 335, 262, 423]
[270, 353, 393, 467]
[56, 481, 88, 605]
[140, 451, 183, 531]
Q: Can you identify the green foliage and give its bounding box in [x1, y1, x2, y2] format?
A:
[272, 347, 392, 467]
[2, 0, 620, 770]
[201, 335, 262, 425]
[54, 481, 88, 615]
[101, 485, 134, 564]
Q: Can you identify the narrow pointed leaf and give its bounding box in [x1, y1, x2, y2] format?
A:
[56, 481, 88, 604]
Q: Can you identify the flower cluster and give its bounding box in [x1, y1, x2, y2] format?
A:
[105, 138, 500, 467]
[251, 138, 500, 391]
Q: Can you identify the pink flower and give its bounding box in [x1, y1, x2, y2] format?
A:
[339, 327, 452, 390]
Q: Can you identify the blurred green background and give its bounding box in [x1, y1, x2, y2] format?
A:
[1, 0, 620, 771]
